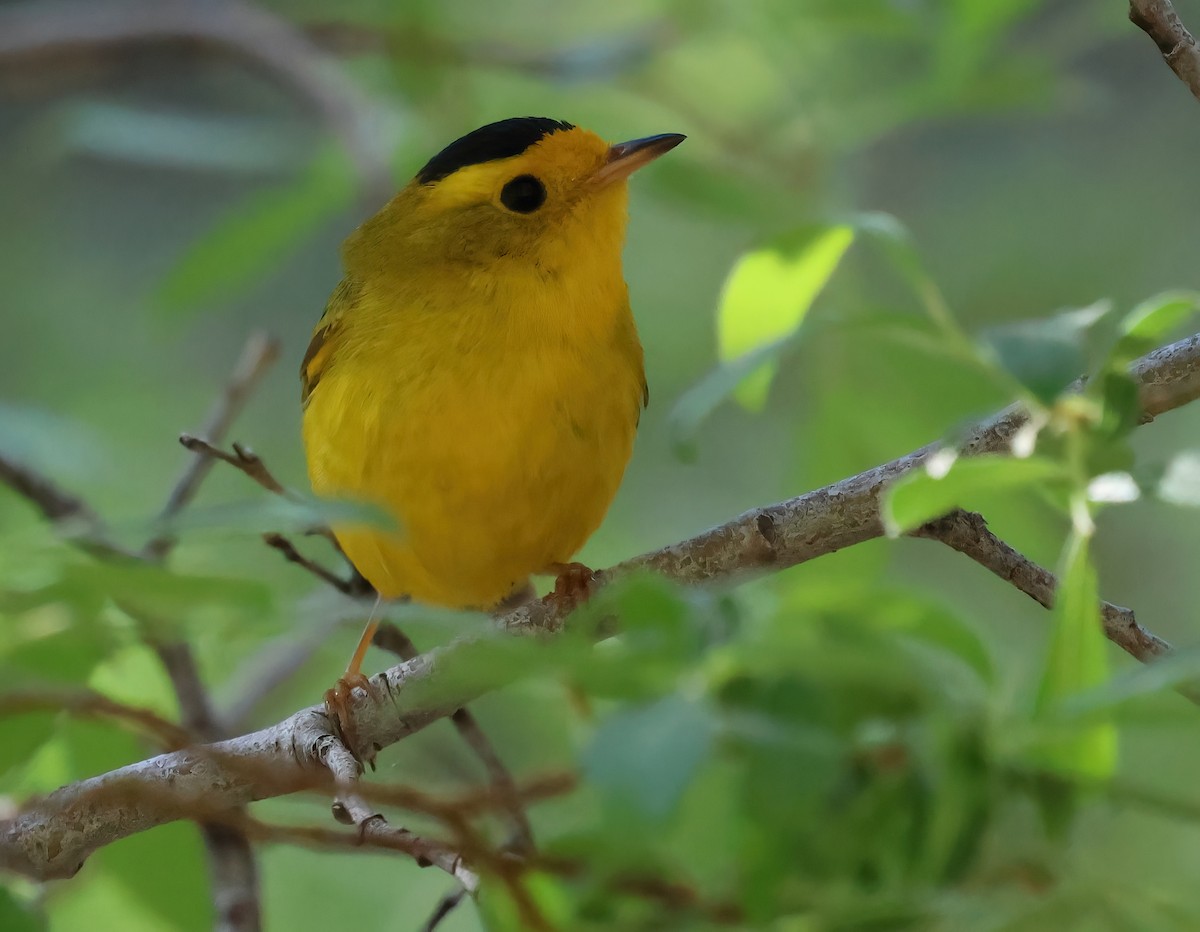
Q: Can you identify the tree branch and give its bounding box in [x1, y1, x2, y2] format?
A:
[914, 510, 1174, 663]
[1130, 0, 1200, 102]
[3, 332, 1198, 883]
[374, 622, 535, 855]
[230, 813, 479, 891]
[0, 687, 192, 750]
[0, 454, 139, 561]
[177, 437, 289, 498]
[420, 886, 467, 932]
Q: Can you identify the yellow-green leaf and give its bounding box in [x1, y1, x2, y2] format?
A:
[716, 224, 855, 409]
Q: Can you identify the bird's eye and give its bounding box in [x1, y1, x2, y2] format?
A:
[500, 175, 546, 213]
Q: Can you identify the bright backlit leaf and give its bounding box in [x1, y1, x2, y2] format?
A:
[884, 455, 1066, 535]
[716, 224, 856, 409]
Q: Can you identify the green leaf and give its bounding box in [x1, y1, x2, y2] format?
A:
[0, 600, 116, 689]
[155, 147, 355, 316]
[884, 454, 1066, 535]
[0, 709, 57, 782]
[477, 872, 573, 932]
[1032, 533, 1117, 781]
[854, 212, 949, 322]
[100, 822, 210, 932]
[583, 694, 716, 819]
[141, 493, 395, 540]
[61, 563, 271, 622]
[667, 336, 796, 460]
[878, 594, 994, 685]
[0, 404, 110, 485]
[1118, 291, 1199, 353]
[1095, 371, 1142, 444]
[0, 887, 41, 932]
[565, 575, 719, 700]
[978, 303, 1111, 404]
[1064, 646, 1200, 717]
[716, 223, 856, 409]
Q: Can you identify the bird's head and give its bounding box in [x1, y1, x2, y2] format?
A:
[346, 118, 684, 276]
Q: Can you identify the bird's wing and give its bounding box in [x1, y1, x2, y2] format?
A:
[301, 278, 360, 406]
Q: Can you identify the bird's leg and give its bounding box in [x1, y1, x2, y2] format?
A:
[546, 561, 597, 606]
[324, 615, 382, 765]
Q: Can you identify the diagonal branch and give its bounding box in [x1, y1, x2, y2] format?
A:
[914, 510, 1173, 663]
[1130, 0, 1200, 102]
[3, 332, 1199, 884]
[0, 454, 139, 561]
[373, 622, 535, 855]
[0, 687, 192, 749]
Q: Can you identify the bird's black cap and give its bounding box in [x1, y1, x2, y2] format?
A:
[415, 117, 575, 185]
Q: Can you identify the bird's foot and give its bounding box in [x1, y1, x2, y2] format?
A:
[324, 672, 381, 768]
[548, 562, 597, 607]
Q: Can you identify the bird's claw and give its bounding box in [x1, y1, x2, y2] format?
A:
[324, 672, 381, 768]
[550, 562, 596, 606]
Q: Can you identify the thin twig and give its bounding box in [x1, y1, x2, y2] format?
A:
[374, 621, 536, 854]
[145, 333, 280, 560]
[177, 437, 288, 497]
[0, 454, 139, 561]
[0, 687, 192, 749]
[263, 533, 360, 594]
[345, 770, 577, 823]
[915, 511, 1170, 657]
[231, 813, 480, 892]
[915, 510, 1200, 706]
[319, 737, 481, 891]
[421, 886, 467, 932]
[1130, 0, 1200, 102]
[178, 436, 365, 585]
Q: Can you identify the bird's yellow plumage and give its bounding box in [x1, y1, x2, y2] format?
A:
[301, 119, 682, 611]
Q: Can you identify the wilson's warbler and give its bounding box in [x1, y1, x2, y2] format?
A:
[300, 117, 683, 700]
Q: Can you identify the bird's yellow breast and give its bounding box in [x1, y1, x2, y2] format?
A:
[302, 260, 645, 609]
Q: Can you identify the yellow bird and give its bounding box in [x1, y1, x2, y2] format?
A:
[300, 118, 683, 701]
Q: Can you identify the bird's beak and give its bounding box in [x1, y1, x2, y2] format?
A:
[592, 133, 686, 186]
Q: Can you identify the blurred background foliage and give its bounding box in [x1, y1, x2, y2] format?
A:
[4, 0, 1200, 929]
